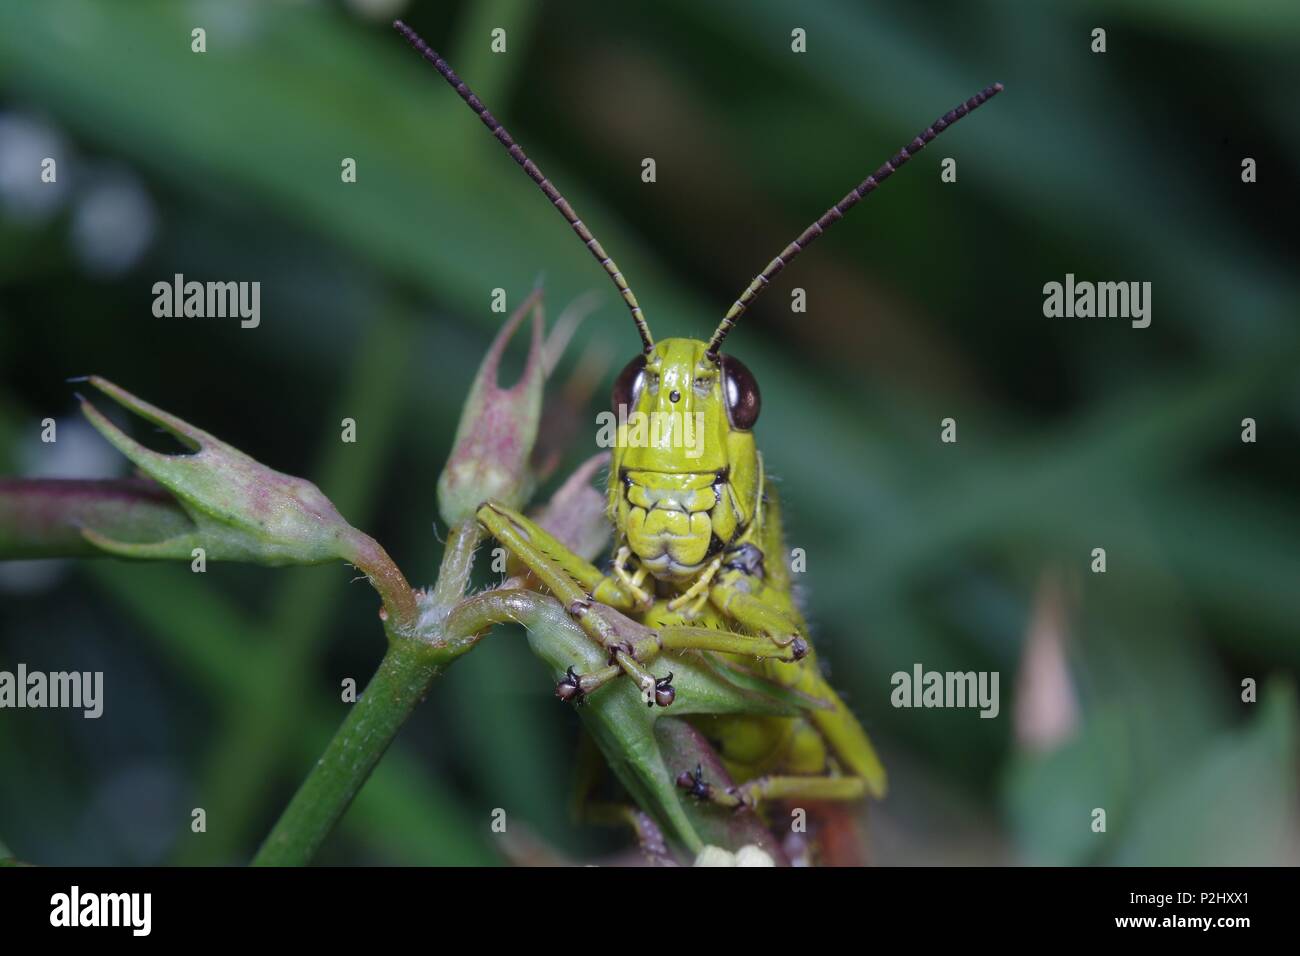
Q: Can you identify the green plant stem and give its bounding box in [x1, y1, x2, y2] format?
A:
[251, 637, 446, 866]
[252, 522, 482, 866]
[342, 528, 419, 637]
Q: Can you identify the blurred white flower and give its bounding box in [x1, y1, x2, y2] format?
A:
[693, 843, 776, 867]
[0, 112, 71, 223]
[70, 166, 157, 276]
[19, 416, 128, 480]
[734, 845, 776, 867]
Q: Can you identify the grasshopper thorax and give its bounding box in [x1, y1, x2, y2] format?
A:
[607, 338, 761, 583]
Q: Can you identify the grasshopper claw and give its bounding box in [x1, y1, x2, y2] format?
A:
[676, 763, 712, 800]
[555, 666, 584, 702]
[653, 672, 676, 708]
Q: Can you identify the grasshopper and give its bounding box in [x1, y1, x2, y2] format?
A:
[395, 21, 1001, 832]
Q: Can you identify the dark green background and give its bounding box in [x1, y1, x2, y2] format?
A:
[1, 0, 1297, 865]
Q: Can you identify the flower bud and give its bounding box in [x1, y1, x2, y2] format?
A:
[437, 289, 546, 527]
[76, 376, 361, 566]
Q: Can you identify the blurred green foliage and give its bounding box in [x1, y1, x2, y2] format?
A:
[1, 0, 1297, 864]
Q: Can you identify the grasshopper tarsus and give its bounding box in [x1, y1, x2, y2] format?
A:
[676, 764, 711, 801]
[555, 666, 583, 703]
[653, 672, 676, 708]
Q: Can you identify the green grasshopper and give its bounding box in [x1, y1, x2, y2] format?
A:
[395, 21, 1000, 834]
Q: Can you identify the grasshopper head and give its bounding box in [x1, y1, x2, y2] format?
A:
[607, 338, 761, 581]
[393, 20, 1002, 577]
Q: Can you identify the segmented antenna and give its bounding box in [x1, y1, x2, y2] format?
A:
[707, 81, 1004, 359]
[393, 21, 654, 353]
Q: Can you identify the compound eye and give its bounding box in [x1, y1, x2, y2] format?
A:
[721, 354, 761, 430]
[611, 354, 646, 413]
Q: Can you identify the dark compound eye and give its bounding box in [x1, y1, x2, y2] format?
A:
[721, 354, 761, 430]
[611, 354, 646, 413]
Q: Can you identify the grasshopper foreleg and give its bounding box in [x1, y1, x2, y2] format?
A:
[709, 579, 810, 660]
[553, 663, 620, 702]
[476, 503, 806, 706]
[477, 501, 649, 611]
[476, 501, 676, 704]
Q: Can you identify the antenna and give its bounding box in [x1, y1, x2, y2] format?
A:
[707, 82, 1004, 359]
[393, 20, 655, 353]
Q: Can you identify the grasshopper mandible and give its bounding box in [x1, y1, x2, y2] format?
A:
[396, 21, 1001, 818]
